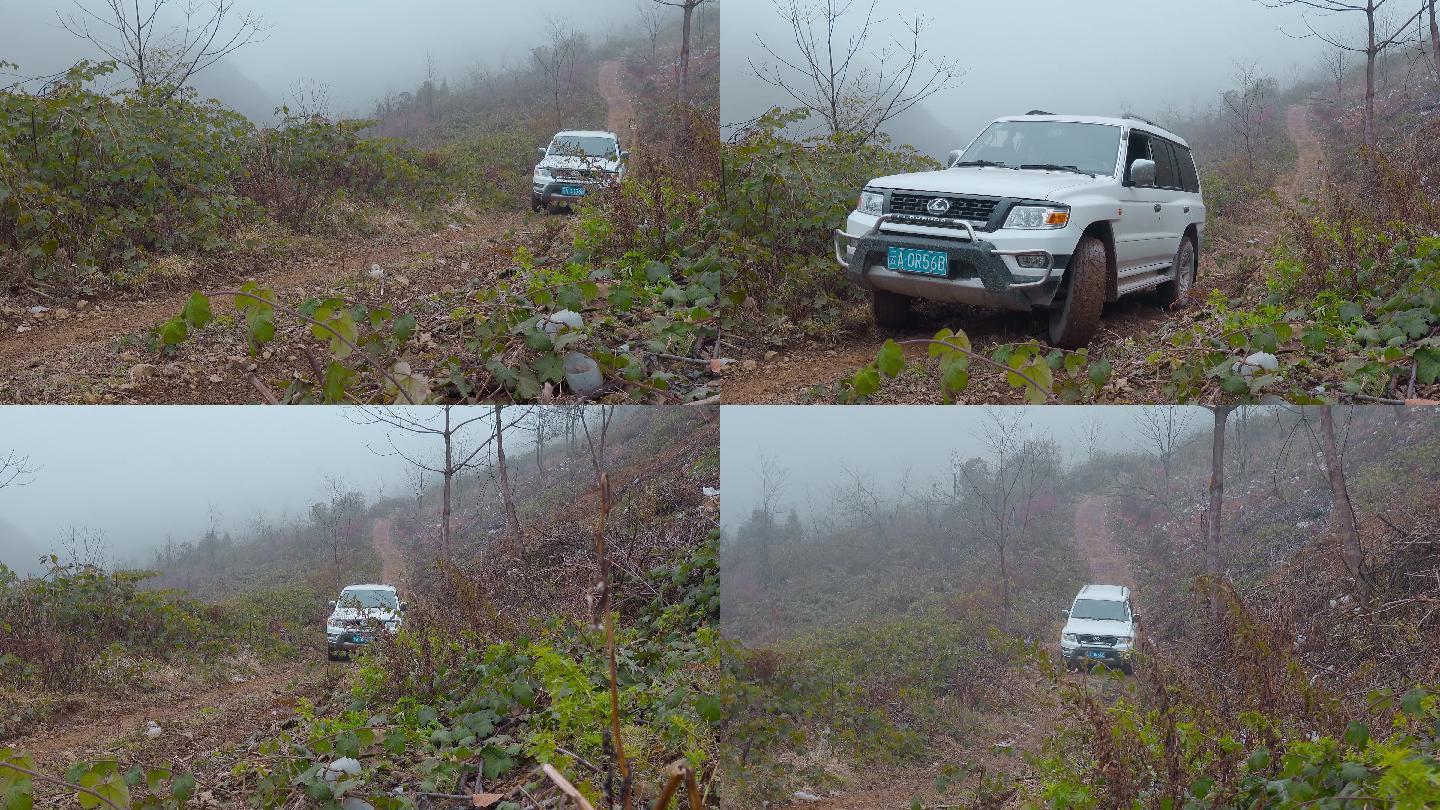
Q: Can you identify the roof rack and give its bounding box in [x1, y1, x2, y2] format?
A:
[1122, 112, 1163, 129]
[1025, 109, 1054, 116]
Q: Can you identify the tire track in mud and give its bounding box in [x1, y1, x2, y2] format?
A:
[371, 517, 408, 590]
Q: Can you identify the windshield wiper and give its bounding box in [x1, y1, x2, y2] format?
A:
[1019, 163, 1096, 177]
[954, 160, 1013, 169]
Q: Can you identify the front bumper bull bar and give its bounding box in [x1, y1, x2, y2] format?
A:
[833, 214, 1061, 303]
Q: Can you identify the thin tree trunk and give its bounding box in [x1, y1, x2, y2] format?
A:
[1207, 406, 1230, 621]
[1319, 407, 1367, 597]
[495, 405, 521, 548]
[441, 430, 453, 565]
[1430, 0, 1440, 86]
[678, 3, 694, 102]
[1364, 6, 1377, 151]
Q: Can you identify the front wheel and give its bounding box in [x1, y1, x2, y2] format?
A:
[1156, 235, 1197, 306]
[872, 289, 913, 329]
[1047, 234, 1107, 349]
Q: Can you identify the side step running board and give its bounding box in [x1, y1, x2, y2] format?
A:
[1116, 271, 1170, 296]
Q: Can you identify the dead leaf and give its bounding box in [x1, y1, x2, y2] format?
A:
[471, 793, 505, 807]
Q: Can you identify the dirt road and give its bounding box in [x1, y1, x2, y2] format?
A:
[372, 517, 408, 589]
[1072, 495, 1134, 590]
[599, 59, 637, 141]
[1280, 103, 1325, 203]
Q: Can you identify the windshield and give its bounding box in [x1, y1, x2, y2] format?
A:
[338, 589, 398, 610]
[958, 121, 1121, 177]
[1070, 598, 1128, 622]
[548, 135, 617, 158]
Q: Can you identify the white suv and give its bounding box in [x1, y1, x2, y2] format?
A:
[325, 583, 405, 660]
[1060, 583, 1137, 674]
[835, 113, 1206, 348]
[531, 129, 628, 212]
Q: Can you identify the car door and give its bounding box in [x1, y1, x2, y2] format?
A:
[1114, 131, 1169, 272]
[1150, 139, 1189, 260]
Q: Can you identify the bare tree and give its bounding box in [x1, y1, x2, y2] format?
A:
[1204, 406, 1232, 620]
[493, 404, 523, 546]
[753, 453, 789, 578]
[532, 16, 582, 131]
[582, 405, 617, 486]
[1134, 406, 1189, 504]
[1221, 62, 1277, 173]
[651, 0, 712, 102]
[1324, 43, 1349, 104]
[750, 0, 962, 143]
[636, 0, 665, 66]
[956, 409, 1054, 625]
[1318, 406, 1368, 597]
[358, 407, 525, 564]
[1080, 416, 1105, 465]
[0, 451, 36, 490]
[403, 466, 428, 529]
[1257, 0, 1428, 150]
[1429, 0, 1440, 85]
[57, 0, 269, 102]
[314, 475, 360, 594]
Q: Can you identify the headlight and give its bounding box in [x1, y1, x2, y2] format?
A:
[326, 626, 343, 636]
[858, 190, 885, 216]
[1062, 633, 1078, 643]
[535, 167, 553, 179]
[1004, 205, 1070, 230]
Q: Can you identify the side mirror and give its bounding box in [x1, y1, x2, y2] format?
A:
[537, 147, 548, 159]
[946, 149, 963, 168]
[1060, 608, 1070, 618]
[327, 600, 336, 610]
[1130, 158, 1157, 187]
[620, 149, 630, 161]
[400, 601, 408, 612]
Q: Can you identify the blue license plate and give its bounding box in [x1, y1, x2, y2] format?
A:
[1088, 650, 1107, 659]
[561, 186, 586, 197]
[887, 247, 949, 276]
[351, 635, 366, 644]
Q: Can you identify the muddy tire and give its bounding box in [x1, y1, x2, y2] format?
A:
[1121, 662, 1134, 676]
[872, 289, 912, 329]
[1155, 235, 1197, 307]
[1047, 234, 1107, 349]
[326, 649, 338, 662]
[531, 195, 544, 212]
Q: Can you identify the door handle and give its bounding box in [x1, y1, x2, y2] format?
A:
[1153, 205, 1162, 213]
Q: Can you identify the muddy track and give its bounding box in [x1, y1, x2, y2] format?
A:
[599, 59, 637, 142]
[372, 517, 408, 590]
[1072, 495, 1135, 590]
[10, 661, 317, 760]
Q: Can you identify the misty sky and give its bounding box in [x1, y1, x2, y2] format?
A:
[723, 0, 1342, 153]
[719, 406, 1208, 529]
[0, 406, 541, 573]
[2, 0, 651, 117]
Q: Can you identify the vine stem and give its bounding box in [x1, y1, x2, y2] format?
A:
[0, 761, 126, 810]
[206, 289, 418, 404]
[894, 338, 1058, 403]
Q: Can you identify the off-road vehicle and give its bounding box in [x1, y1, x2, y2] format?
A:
[1060, 583, 1137, 674]
[531, 129, 628, 212]
[325, 583, 405, 660]
[835, 113, 1206, 348]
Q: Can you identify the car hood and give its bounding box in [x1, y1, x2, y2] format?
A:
[536, 155, 621, 173]
[329, 607, 399, 625]
[1063, 617, 1133, 637]
[869, 167, 1104, 201]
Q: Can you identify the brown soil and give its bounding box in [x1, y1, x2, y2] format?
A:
[10, 663, 314, 760]
[599, 59, 637, 141]
[372, 517, 408, 590]
[1072, 495, 1135, 591]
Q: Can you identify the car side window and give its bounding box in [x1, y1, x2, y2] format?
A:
[1175, 145, 1201, 194]
[1153, 140, 1180, 189]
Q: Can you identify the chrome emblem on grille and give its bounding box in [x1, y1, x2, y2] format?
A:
[927, 197, 952, 215]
